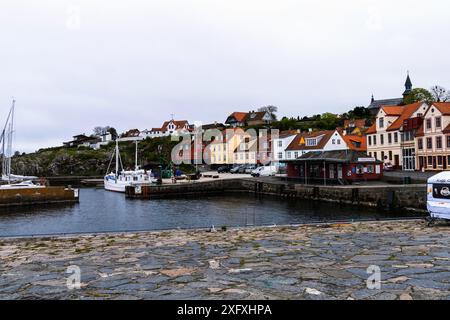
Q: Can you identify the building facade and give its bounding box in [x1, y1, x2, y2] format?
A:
[415, 103, 450, 171]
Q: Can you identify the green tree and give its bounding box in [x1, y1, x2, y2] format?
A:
[316, 113, 339, 130]
[404, 88, 434, 105]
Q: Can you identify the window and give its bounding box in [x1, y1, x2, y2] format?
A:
[373, 135, 377, 145]
[381, 151, 385, 161]
[447, 136, 450, 148]
[389, 151, 393, 161]
[278, 141, 282, 147]
[379, 117, 384, 128]
[332, 139, 336, 144]
[374, 152, 377, 160]
[337, 139, 341, 144]
[306, 139, 317, 146]
[368, 136, 372, 146]
[380, 134, 384, 145]
[418, 138, 423, 150]
[394, 132, 398, 143]
[428, 156, 433, 166]
[436, 117, 442, 128]
[388, 133, 392, 144]
[427, 137, 433, 149]
[294, 152, 298, 158]
[278, 152, 283, 159]
[426, 119, 432, 130]
[436, 136, 443, 149]
[287, 152, 291, 159]
[367, 165, 374, 174]
[438, 156, 443, 166]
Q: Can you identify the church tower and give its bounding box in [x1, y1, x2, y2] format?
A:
[403, 72, 413, 98]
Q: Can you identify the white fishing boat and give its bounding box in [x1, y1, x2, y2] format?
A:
[0, 99, 42, 189]
[104, 139, 156, 193]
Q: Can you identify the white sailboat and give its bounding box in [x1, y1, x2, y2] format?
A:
[104, 139, 156, 193]
[0, 99, 43, 189]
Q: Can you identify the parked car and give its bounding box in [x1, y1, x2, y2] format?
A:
[230, 165, 244, 174]
[251, 166, 277, 177]
[244, 165, 257, 174]
[384, 162, 394, 171]
[217, 165, 232, 173]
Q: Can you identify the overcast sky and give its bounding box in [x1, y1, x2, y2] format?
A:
[1, 0, 449, 152]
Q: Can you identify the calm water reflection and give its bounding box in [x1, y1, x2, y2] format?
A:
[0, 188, 421, 237]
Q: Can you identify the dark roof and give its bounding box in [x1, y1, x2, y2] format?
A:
[285, 130, 337, 151]
[291, 150, 380, 164]
[368, 98, 403, 110]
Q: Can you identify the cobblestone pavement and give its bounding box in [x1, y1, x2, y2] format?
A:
[0, 220, 449, 300]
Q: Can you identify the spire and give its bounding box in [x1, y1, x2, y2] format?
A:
[403, 71, 413, 97]
[371, 94, 375, 103]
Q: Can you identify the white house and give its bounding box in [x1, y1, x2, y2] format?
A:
[284, 130, 348, 161]
[272, 131, 298, 162]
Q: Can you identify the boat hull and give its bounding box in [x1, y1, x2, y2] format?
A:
[104, 178, 128, 193]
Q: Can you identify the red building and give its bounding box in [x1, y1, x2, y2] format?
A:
[285, 150, 383, 184]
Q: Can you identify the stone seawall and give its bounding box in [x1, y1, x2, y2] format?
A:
[126, 179, 427, 211]
[0, 187, 79, 207]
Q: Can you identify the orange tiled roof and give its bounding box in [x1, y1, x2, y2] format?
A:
[365, 123, 376, 134]
[230, 112, 248, 123]
[343, 135, 367, 152]
[381, 105, 404, 116]
[285, 130, 336, 151]
[433, 102, 450, 115]
[386, 102, 423, 131]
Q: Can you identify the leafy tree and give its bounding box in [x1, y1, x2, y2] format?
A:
[316, 113, 339, 130]
[403, 88, 434, 105]
[430, 85, 450, 102]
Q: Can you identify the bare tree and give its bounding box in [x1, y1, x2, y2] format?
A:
[430, 85, 450, 102]
[258, 105, 278, 120]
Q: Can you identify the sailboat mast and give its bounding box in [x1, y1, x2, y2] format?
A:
[7, 99, 15, 183]
[115, 139, 119, 176]
[135, 141, 138, 171]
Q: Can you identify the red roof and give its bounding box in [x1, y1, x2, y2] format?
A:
[343, 135, 367, 152]
[386, 102, 423, 131]
[285, 130, 337, 151]
[366, 123, 376, 134]
[381, 105, 404, 116]
[229, 112, 248, 123]
[433, 102, 450, 115]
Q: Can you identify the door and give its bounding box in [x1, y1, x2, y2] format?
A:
[394, 155, 400, 168]
[337, 164, 343, 179]
[329, 164, 335, 179]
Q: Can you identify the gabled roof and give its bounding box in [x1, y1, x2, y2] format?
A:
[226, 112, 248, 123]
[432, 102, 450, 115]
[285, 130, 336, 151]
[381, 105, 404, 116]
[161, 120, 189, 131]
[368, 98, 403, 110]
[366, 123, 376, 134]
[245, 111, 274, 122]
[386, 102, 423, 131]
[343, 135, 367, 152]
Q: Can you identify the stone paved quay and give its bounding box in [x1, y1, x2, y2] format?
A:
[1, 220, 449, 300]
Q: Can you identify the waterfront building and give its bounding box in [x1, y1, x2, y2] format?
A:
[272, 131, 298, 161]
[233, 134, 272, 165]
[120, 129, 143, 142]
[366, 102, 428, 169]
[284, 150, 383, 184]
[367, 73, 413, 116]
[225, 110, 275, 127]
[415, 102, 450, 171]
[283, 130, 348, 161]
[144, 119, 191, 138]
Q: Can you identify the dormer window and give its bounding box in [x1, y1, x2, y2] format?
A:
[306, 138, 317, 146]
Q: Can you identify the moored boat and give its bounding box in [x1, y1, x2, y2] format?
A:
[104, 139, 156, 193]
[427, 171, 450, 222]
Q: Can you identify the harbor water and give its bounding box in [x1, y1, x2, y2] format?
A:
[0, 188, 424, 237]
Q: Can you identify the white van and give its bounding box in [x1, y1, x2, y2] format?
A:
[251, 166, 277, 177]
[427, 172, 450, 221]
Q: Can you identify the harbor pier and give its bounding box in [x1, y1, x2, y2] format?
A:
[125, 178, 427, 212]
[0, 187, 79, 208]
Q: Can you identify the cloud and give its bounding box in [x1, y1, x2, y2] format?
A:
[0, 0, 449, 152]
